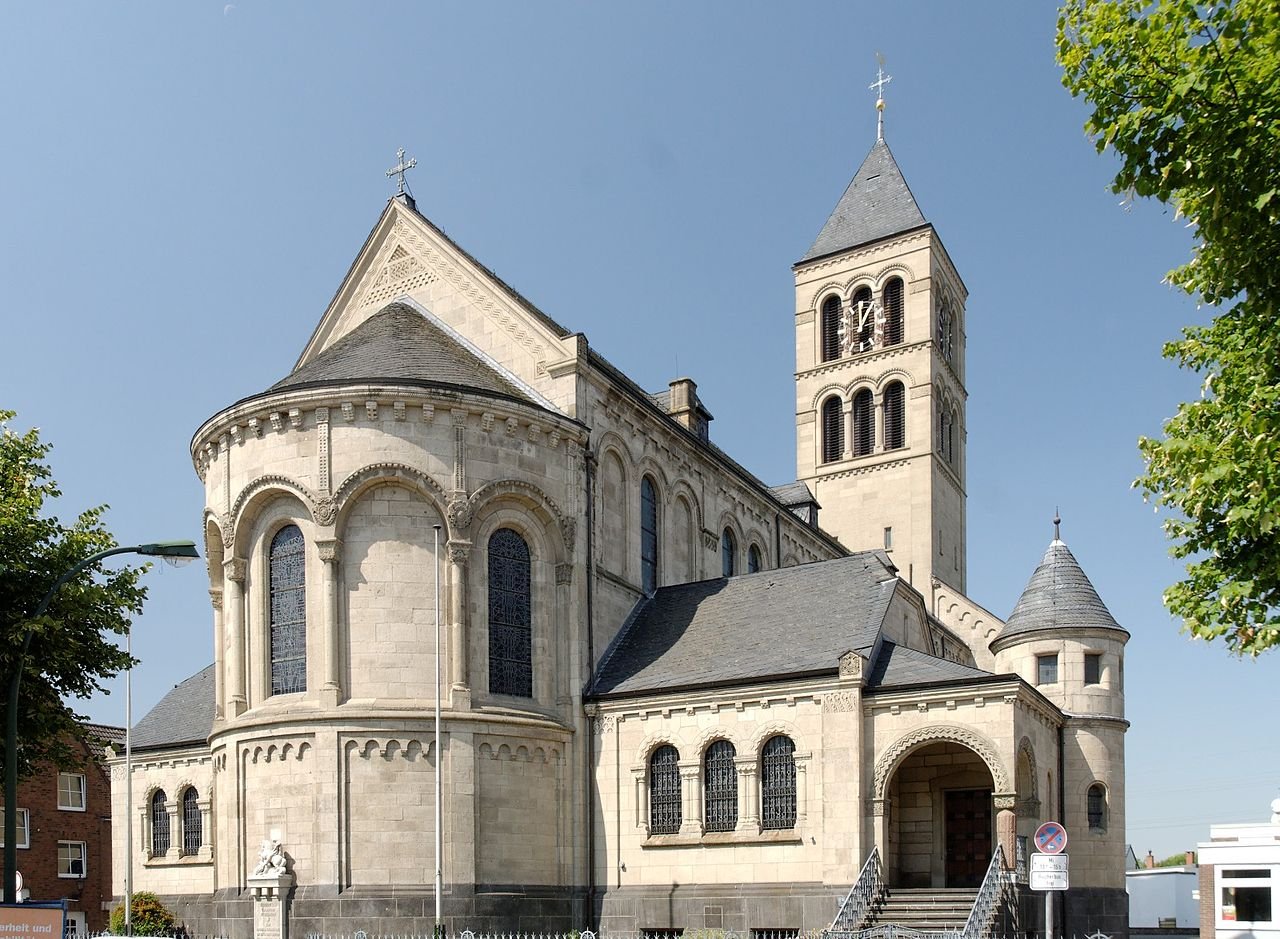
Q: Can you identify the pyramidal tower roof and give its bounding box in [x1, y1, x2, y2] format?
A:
[801, 138, 927, 263]
[997, 534, 1128, 642]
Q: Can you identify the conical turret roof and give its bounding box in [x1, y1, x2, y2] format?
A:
[800, 138, 927, 263]
[997, 538, 1128, 643]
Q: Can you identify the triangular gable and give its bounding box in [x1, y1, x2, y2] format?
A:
[294, 198, 576, 393]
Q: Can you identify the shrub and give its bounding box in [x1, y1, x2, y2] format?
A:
[109, 892, 177, 936]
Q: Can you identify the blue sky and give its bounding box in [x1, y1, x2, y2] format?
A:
[2, 2, 1273, 859]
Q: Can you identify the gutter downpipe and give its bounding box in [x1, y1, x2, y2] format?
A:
[584, 446, 598, 927]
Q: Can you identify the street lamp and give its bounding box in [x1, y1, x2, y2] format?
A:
[3, 540, 199, 907]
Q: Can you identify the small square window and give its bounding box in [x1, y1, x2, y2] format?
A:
[1037, 653, 1059, 685]
[0, 808, 29, 848]
[1084, 653, 1102, 685]
[57, 841, 87, 878]
[57, 772, 86, 811]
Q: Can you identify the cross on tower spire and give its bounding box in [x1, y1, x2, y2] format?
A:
[386, 147, 417, 197]
[869, 56, 892, 141]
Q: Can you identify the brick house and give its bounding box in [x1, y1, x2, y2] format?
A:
[0, 723, 123, 934]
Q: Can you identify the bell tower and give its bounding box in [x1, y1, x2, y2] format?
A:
[793, 118, 968, 592]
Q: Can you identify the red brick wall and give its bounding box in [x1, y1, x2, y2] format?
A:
[1199, 862, 1215, 939]
[0, 740, 115, 932]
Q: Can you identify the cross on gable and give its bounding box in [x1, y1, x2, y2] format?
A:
[386, 147, 417, 196]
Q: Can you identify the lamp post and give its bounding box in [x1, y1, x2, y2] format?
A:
[3, 540, 199, 907]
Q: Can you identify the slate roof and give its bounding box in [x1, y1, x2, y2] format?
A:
[801, 139, 927, 263]
[770, 481, 819, 508]
[270, 303, 532, 404]
[589, 552, 898, 697]
[866, 641, 996, 690]
[131, 664, 216, 750]
[998, 539, 1127, 641]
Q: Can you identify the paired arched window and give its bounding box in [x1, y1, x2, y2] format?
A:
[269, 525, 307, 696]
[488, 528, 533, 698]
[820, 295, 842, 363]
[721, 528, 736, 577]
[884, 381, 906, 450]
[649, 745, 682, 834]
[747, 544, 762, 574]
[852, 389, 875, 457]
[761, 735, 797, 830]
[150, 790, 170, 857]
[704, 740, 738, 832]
[1087, 783, 1107, 831]
[883, 277, 904, 346]
[182, 788, 202, 855]
[640, 476, 659, 594]
[821, 396, 844, 464]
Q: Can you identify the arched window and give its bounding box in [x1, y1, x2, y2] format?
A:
[820, 295, 842, 362]
[937, 401, 950, 461]
[721, 528, 736, 578]
[947, 406, 957, 464]
[182, 788, 202, 855]
[852, 389, 875, 457]
[938, 302, 954, 363]
[1087, 783, 1107, 831]
[150, 790, 170, 857]
[649, 745, 681, 835]
[641, 476, 659, 594]
[704, 740, 738, 832]
[269, 525, 307, 696]
[821, 396, 844, 463]
[747, 544, 762, 574]
[853, 286, 874, 353]
[761, 735, 797, 830]
[884, 382, 906, 450]
[883, 277, 904, 346]
[488, 528, 532, 698]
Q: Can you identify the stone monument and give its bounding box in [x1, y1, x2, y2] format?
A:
[248, 837, 293, 939]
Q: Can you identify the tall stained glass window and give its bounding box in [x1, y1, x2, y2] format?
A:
[641, 476, 659, 594]
[761, 735, 797, 830]
[649, 745, 681, 834]
[182, 788, 202, 855]
[269, 525, 307, 695]
[704, 740, 738, 832]
[488, 528, 533, 698]
[150, 790, 170, 856]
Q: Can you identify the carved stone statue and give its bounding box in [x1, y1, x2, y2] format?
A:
[252, 838, 289, 876]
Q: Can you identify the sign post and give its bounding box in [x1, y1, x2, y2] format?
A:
[1032, 822, 1069, 939]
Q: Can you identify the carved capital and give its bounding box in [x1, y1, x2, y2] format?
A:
[221, 523, 235, 549]
[315, 539, 340, 563]
[208, 589, 223, 611]
[872, 798, 889, 818]
[224, 557, 247, 583]
[555, 563, 573, 586]
[559, 517, 577, 554]
[313, 497, 338, 526]
[447, 540, 472, 565]
[993, 793, 1018, 811]
[446, 498, 473, 534]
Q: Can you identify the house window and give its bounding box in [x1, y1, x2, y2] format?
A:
[641, 476, 659, 594]
[761, 735, 797, 830]
[704, 740, 738, 832]
[150, 790, 171, 856]
[883, 277, 904, 346]
[649, 745, 681, 835]
[821, 396, 844, 463]
[57, 841, 86, 878]
[1221, 869, 1273, 924]
[269, 524, 307, 695]
[820, 295, 842, 362]
[884, 381, 906, 450]
[488, 528, 533, 698]
[182, 788, 203, 855]
[56, 772, 86, 811]
[721, 528, 736, 578]
[1084, 652, 1102, 685]
[1037, 653, 1059, 685]
[852, 389, 875, 456]
[747, 544, 762, 574]
[0, 808, 29, 848]
[1087, 783, 1107, 832]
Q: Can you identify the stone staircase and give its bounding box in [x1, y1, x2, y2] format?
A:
[860, 887, 979, 935]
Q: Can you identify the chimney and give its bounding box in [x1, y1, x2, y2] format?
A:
[667, 378, 712, 441]
[1185, 851, 1196, 866]
[1145, 851, 1156, 869]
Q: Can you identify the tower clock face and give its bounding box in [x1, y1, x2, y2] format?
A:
[840, 299, 880, 357]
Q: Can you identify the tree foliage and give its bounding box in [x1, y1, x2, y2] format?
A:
[0, 409, 145, 778]
[1058, 0, 1280, 655]
[109, 891, 178, 936]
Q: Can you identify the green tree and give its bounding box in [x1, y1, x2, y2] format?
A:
[109, 891, 177, 936]
[0, 409, 145, 777]
[1058, 0, 1280, 655]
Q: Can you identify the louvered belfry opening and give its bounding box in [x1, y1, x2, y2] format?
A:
[853, 388, 875, 456]
[884, 381, 906, 449]
[883, 277, 904, 345]
[649, 744, 682, 834]
[821, 396, 844, 463]
[853, 286, 874, 353]
[821, 295, 842, 362]
[704, 739, 739, 832]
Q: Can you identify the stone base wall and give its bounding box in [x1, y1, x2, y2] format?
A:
[595, 882, 845, 936]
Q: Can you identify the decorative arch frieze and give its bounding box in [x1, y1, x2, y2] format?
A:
[345, 737, 434, 762]
[248, 740, 312, 765]
[594, 432, 636, 472]
[229, 476, 319, 555]
[872, 262, 916, 289]
[809, 383, 850, 412]
[667, 479, 704, 530]
[693, 726, 740, 756]
[467, 478, 570, 559]
[872, 724, 1011, 799]
[477, 742, 561, 764]
[636, 458, 671, 494]
[750, 721, 804, 758]
[633, 731, 683, 768]
[876, 368, 916, 392]
[333, 462, 449, 529]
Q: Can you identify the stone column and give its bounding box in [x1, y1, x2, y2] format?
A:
[210, 588, 225, 721]
[795, 753, 811, 824]
[874, 396, 886, 453]
[994, 793, 1018, 870]
[224, 558, 247, 716]
[447, 540, 471, 698]
[842, 402, 854, 460]
[737, 759, 760, 830]
[633, 767, 648, 833]
[315, 539, 342, 707]
[872, 798, 890, 862]
[679, 762, 702, 835]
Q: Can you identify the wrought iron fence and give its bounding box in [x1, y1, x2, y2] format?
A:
[829, 845, 884, 934]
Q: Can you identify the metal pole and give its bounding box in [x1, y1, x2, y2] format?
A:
[433, 525, 443, 936]
[1045, 888, 1054, 939]
[124, 628, 133, 936]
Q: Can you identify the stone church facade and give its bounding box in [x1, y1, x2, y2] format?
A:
[111, 138, 1130, 938]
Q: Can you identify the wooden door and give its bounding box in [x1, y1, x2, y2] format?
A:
[944, 788, 992, 887]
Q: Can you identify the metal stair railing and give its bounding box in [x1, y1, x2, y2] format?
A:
[960, 846, 1011, 939]
[828, 845, 883, 935]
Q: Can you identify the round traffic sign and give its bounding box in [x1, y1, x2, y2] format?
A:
[1034, 821, 1068, 854]
[14, 870, 22, 893]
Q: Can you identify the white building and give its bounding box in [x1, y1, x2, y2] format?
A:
[1197, 802, 1280, 939]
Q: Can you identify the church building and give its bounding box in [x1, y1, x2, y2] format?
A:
[112, 124, 1130, 939]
